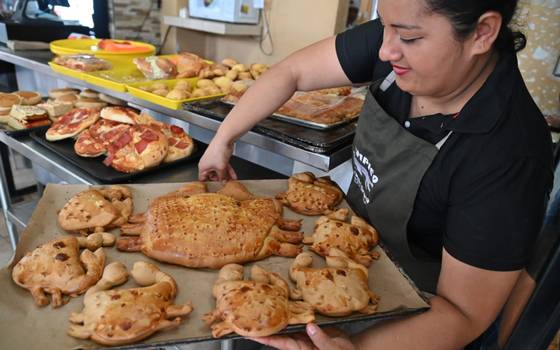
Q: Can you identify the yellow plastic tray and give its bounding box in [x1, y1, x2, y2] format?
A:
[126, 79, 225, 110]
[50, 39, 155, 64]
[83, 67, 148, 92]
[48, 61, 86, 81]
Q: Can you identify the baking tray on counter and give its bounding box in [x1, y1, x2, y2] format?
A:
[0, 124, 50, 138]
[0, 181, 429, 349]
[185, 100, 357, 154]
[29, 129, 204, 184]
[221, 100, 358, 130]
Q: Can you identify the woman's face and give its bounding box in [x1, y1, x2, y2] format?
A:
[377, 0, 478, 98]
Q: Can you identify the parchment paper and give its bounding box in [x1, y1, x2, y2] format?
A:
[0, 181, 429, 349]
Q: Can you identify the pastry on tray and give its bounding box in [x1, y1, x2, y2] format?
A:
[117, 181, 304, 268]
[303, 208, 380, 266]
[202, 264, 314, 337]
[68, 261, 193, 346]
[58, 185, 133, 233]
[11, 234, 114, 308]
[53, 54, 112, 72]
[46, 108, 100, 141]
[74, 119, 131, 157]
[149, 121, 195, 163]
[276, 172, 343, 216]
[290, 250, 379, 316]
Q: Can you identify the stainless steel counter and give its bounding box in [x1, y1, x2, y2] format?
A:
[0, 47, 351, 172]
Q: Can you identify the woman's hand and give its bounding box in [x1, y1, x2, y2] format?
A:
[198, 138, 237, 181]
[249, 323, 355, 350]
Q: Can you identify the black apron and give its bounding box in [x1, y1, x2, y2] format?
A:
[347, 72, 452, 292]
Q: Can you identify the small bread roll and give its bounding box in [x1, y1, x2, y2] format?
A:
[174, 80, 192, 92]
[197, 79, 215, 89]
[198, 67, 214, 79]
[204, 86, 222, 96]
[231, 63, 248, 72]
[191, 88, 207, 98]
[151, 82, 168, 91]
[225, 70, 238, 81]
[213, 76, 233, 92]
[238, 72, 253, 80]
[221, 58, 238, 68]
[139, 85, 153, 92]
[152, 88, 169, 97]
[166, 89, 190, 100]
[231, 81, 249, 94]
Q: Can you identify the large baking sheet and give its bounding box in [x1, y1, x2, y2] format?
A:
[0, 181, 429, 349]
[185, 101, 356, 154]
[29, 129, 205, 184]
[221, 100, 357, 130]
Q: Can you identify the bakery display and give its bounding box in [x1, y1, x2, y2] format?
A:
[58, 186, 133, 234]
[202, 264, 314, 337]
[53, 54, 112, 72]
[68, 261, 193, 346]
[11, 234, 113, 308]
[46, 108, 100, 141]
[303, 208, 380, 266]
[7, 104, 51, 130]
[290, 250, 378, 316]
[276, 172, 343, 215]
[117, 181, 304, 268]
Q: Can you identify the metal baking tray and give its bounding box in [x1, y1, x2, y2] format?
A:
[0, 182, 430, 349]
[0, 124, 50, 138]
[221, 100, 359, 130]
[29, 129, 204, 184]
[184, 100, 357, 154]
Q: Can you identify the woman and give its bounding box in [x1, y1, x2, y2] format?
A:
[199, 0, 554, 348]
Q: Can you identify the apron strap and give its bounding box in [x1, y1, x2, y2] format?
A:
[435, 131, 453, 150]
[379, 71, 396, 92]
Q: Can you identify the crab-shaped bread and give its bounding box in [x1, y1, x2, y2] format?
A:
[202, 264, 315, 337]
[68, 261, 193, 346]
[290, 250, 378, 316]
[58, 185, 133, 234]
[117, 181, 304, 269]
[276, 172, 343, 215]
[304, 208, 380, 266]
[12, 233, 114, 307]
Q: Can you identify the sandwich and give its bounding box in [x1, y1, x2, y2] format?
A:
[8, 105, 51, 129]
[37, 100, 73, 121]
[49, 87, 80, 99]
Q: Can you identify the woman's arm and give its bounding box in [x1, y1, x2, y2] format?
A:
[352, 249, 520, 349]
[251, 249, 521, 350]
[198, 36, 352, 181]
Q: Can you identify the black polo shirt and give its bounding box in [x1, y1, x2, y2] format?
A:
[336, 20, 554, 271]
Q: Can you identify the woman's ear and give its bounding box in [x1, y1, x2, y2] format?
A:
[471, 11, 502, 55]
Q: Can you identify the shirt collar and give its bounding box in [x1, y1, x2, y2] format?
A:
[444, 52, 519, 134]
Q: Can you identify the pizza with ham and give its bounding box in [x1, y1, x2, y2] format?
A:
[46, 108, 101, 141]
[150, 122, 195, 162]
[74, 119, 131, 157]
[103, 124, 168, 173]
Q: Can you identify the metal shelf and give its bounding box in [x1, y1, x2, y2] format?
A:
[7, 196, 40, 229]
[164, 15, 262, 36]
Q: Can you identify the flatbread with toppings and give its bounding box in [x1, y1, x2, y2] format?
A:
[150, 122, 195, 162]
[103, 125, 168, 173]
[46, 108, 100, 141]
[74, 119, 130, 157]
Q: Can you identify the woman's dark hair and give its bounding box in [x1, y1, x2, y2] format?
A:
[424, 0, 526, 52]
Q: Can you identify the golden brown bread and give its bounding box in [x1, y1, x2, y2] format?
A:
[117, 181, 304, 268]
[202, 264, 314, 337]
[68, 261, 193, 346]
[276, 172, 343, 215]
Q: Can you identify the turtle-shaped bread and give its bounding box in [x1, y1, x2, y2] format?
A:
[276, 172, 343, 215]
[117, 181, 304, 269]
[202, 264, 315, 337]
[290, 249, 379, 317]
[58, 185, 133, 234]
[12, 233, 114, 307]
[68, 261, 193, 346]
[303, 208, 380, 266]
